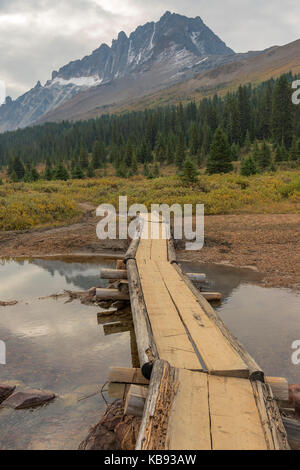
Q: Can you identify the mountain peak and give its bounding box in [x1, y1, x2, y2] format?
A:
[0, 12, 235, 132]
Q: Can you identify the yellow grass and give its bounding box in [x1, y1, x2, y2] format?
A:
[0, 170, 299, 231]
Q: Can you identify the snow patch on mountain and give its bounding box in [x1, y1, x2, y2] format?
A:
[50, 76, 103, 88]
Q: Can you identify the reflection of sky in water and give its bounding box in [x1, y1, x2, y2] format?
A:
[0, 258, 134, 450]
[0, 258, 114, 300]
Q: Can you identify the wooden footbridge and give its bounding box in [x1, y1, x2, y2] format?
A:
[102, 214, 290, 450]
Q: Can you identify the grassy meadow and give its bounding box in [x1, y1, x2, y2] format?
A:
[0, 168, 300, 231]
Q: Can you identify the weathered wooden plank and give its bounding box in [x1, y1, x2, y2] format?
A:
[209, 375, 268, 450]
[150, 239, 168, 262]
[156, 261, 248, 378]
[266, 376, 289, 402]
[109, 367, 149, 385]
[172, 262, 263, 381]
[138, 260, 202, 370]
[124, 385, 149, 417]
[126, 259, 158, 366]
[103, 322, 131, 336]
[166, 369, 211, 450]
[136, 239, 152, 263]
[108, 383, 129, 399]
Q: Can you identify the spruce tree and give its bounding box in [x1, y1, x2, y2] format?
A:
[10, 170, 18, 182]
[13, 156, 25, 180]
[79, 147, 89, 169]
[207, 127, 233, 174]
[72, 164, 84, 179]
[92, 141, 102, 169]
[153, 163, 160, 178]
[244, 130, 251, 152]
[125, 141, 133, 167]
[257, 141, 272, 171]
[25, 166, 39, 182]
[175, 133, 185, 169]
[180, 158, 198, 183]
[271, 75, 294, 148]
[116, 161, 127, 178]
[131, 154, 138, 175]
[44, 166, 53, 181]
[240, 155, 257, 176]
[143, 162, 149, 178]
[87, 163, 95, 178]
[231, 143, 239, 161]
[55, 163, 69, 181]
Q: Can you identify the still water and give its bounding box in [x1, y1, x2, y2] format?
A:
[0, 257, 299, 449]
[0, 257, 135, 450]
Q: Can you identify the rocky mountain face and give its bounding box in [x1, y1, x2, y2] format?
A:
[0, 11, 234, 132]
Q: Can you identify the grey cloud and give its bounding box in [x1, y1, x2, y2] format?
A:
[1, 0, 300, 98]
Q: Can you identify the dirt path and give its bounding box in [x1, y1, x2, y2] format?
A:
[0, 212, 299, 290]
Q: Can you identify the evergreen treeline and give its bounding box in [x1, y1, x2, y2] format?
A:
[1, 72, 300, 182]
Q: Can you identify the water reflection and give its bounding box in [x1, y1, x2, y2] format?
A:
[0, 257, 134, 450]
[0, 257, 114, 300]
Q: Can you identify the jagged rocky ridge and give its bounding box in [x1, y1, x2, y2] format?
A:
[0, 11, 235, 132]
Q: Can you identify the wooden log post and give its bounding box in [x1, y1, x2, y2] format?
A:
[252, 380, 290, 450]
[167, 239, 177, 264]
[124, 238, 140, 263]
[127, 259, 158, 366]
[124, 236, 158, 367]
[100, 269, 128, 280]
[136, 360, 174, 450]
[201, 292, 222, 301]
[96, 288, 130, 300]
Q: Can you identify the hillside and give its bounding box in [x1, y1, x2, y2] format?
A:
[39, 39, 300, 124]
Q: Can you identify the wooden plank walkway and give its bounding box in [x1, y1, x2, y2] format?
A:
[128, 214, 289, 450]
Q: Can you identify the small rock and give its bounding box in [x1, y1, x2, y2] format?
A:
[0, 384, 16, 404]
[2, 389, 56, 409]
[0, 300, 18, 307]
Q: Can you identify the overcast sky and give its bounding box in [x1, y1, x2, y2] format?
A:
[1, 0, 300, 99]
